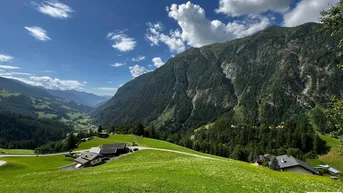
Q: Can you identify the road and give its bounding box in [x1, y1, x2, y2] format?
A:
[0, 147, 218, 161]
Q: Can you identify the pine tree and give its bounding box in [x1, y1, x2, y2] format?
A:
[269, 157, 280, 171]
[66, 133, 77, 151]
[97, 125, 103, 133]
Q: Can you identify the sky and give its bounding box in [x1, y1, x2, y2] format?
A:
[0, 0, 339, 96]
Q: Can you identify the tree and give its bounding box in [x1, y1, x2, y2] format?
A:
[339, 136, 343, 156]
[97, 125, 103, 133]
[66, 132, 77, 151]
[321, 1, 343, 153]
[133, 121, 145, 136]
[269, 157, 280, 171]
[321, 0, 343, 69]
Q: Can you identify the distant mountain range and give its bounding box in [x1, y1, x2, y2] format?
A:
[0, 77, 110, 107]
[46, 89, 111, 107]
[93, 23, 343, 131]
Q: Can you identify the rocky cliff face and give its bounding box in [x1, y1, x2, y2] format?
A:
[93, 23, 343, 130]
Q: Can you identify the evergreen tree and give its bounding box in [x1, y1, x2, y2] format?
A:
[66, 133, 77, 151]
[269, 157, 280, 171]
[97, 125, 103, 133]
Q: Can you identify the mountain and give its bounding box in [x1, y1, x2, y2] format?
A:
[46, 89, 111, 107]
[93, 23, 343, 130]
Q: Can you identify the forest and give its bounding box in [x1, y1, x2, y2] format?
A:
[0, 112, 71, 149]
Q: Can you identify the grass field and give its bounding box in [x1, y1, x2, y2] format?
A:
[75, 134, 219, 158]
[307, 134, 343, 171]
[0, 149, 342, 192]
[0, 148, 34, 155]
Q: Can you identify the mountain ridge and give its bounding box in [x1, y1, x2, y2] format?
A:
[93, 23, 343, 131]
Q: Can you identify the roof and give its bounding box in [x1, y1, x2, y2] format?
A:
[316, 165, 340, 174]
[256, 155, 266, 161]
[75, 152, 101, 164]
[276, 155, 317, 174]
[89, 147, 101, 154]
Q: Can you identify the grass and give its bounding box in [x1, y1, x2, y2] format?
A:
[75, 134, 220, 159]
[37, 112, 58, 119]
[0, 89, 20, 97]
[0, 148, 34, 155]
[0, 149, 342, 193]
[307, 134, 343, 172]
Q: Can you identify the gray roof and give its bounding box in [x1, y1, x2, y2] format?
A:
[75, 152, 101, 164]
[276, 155, 317, 174]
[315, 165, 340, 174]
[99, 143, 128, 155]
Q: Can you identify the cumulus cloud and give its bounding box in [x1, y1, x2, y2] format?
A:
[32, 0, 74, 19]
[152, 57, 165, 68]
[29, 76, 86, 90]
[146, 23, 186, 53]
[129, 64, 151, 78]
[283, 0, 339, 27]
[0, 54, 13, 62]
[0, 65, 20, 70]
[215, 0, 289, 17]
[107, 31, 136, 52]
[147, 2, 271, 51]
[25, 26, 51, 41]
[132, 55, 146, 62]
[110, 63, 126, 67]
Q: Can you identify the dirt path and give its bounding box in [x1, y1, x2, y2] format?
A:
[0, 160, 7, 166]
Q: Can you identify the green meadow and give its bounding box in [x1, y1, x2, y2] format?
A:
[0, 148, 34, 155]
[1, 135, 342, 192]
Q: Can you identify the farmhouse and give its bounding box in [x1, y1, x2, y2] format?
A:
[276, 155, 318, 175]
[98, 132, 110, 138]
[255, 155, 266, 166]
[75, 152, 103, 167]
[89, 143, 129, 157]
[315, 165, 341, 176]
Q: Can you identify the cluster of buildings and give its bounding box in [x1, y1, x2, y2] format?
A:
[255, 154, 340, 178]
[74, 143, 129, 168]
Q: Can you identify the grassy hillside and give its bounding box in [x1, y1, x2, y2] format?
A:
[0, 148, 34, 155]
[1, 135, 342, 192]
[1, 150, 342, 192]
[308, 134, 343, 171]
[75, 134, 217, 158]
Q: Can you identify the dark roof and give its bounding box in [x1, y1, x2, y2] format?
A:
[75, 152, 101, 164]
[99, 143, 128, 154]
[276, 155, 317, 174]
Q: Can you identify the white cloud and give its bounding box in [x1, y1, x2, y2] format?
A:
[32, 0, 74, 19]
[132, 55, 146, 62]
[25, 26, 51, 41]
[110, 63, 126, 67]
[283, 0, 339, 27]
[0, 76, 41, 86]
[0, 72, 32, 76]
[108, 81, 113, 84]
[0, 54, 13, 62]
[146, 23, 186, 53]
[0, 65, 20, 70]
[107, 31, 136, 52]
[29, 76, 86, 90]
[152, 57, 165, 68]
[147, 2, 271, 51]
[215, 0, 289, 17]
[129, 64, 151, 78]
[168, 2, 271, 48]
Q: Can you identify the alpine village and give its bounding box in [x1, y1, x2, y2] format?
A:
[1, 0, 343, 193]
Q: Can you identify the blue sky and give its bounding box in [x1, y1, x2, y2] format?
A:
[0, 0, 338, 96]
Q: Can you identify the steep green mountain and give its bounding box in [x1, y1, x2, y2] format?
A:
[46, 89, 111, 107]
[93, 23, 343, 130]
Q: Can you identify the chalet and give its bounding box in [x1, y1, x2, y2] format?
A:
[98, 132, 110, 138]
[75, 152, 103, 167]
[276, 155, 318, 175]
[255, 155, 266, 166]
[89, 143, 129, 157]
[315, 165, 341, 176]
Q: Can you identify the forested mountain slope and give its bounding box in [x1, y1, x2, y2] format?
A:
[93, 23, 343, 130]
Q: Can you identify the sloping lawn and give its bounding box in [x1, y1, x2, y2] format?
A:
[0, 148, 34, 155]
[0, 150, 342, 193]
[307, 134, 343, 171]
